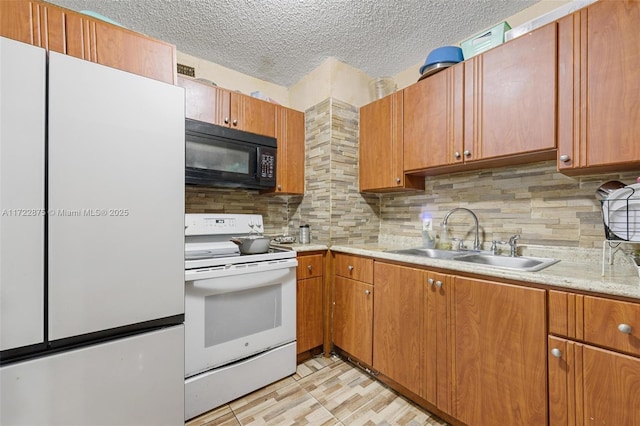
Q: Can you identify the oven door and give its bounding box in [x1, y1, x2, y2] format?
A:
[184, 258, 297, 377]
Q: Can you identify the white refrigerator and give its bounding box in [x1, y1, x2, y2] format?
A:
[0, 37, 185, 425]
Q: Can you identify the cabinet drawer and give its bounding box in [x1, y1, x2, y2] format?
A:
[334, 254, 373, 283]
[584, 296, 640, 356]
[297, 254, 323, 279]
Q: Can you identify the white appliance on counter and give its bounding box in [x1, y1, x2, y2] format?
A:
[184, 213, 297, 421]
[0, 37, 185, 425]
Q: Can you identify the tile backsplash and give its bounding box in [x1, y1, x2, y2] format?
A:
[186, 98, 640, 250]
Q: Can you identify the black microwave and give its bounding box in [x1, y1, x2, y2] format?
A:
[185, 118, 277, 189]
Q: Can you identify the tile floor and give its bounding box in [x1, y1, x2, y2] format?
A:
[186, 355, 449, 426]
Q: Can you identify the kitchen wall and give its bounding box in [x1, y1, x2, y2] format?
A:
[378, 162, 640, 250]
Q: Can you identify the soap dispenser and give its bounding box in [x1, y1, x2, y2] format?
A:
[422, 214, 436, 248]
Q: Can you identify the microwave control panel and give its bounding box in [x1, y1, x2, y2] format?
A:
[259, 151, 276, 179]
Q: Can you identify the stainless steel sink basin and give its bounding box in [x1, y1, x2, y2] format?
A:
[385, 247, 560, 272]
[454, 253, 560, 272]
[385, 248, 468, 260]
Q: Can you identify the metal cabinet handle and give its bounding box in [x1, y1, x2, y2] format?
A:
[463, 150, 471, 157]
[551, 348, 562, 358]
[618, 323, 633, 334]
[277, 184, 282, 190]
[559, 154, 570, 163]
[395, 177, 401, 183]
[365, 289, 371, 295]
[348, 265, 354, 271]
[307, 265, 312, 271]
[232, 119, 238, 126]
[454, 151, 461, 159]
[428, 278, 434, 285]
[435, 280, 442, 288]
[224, 117, 229, 124]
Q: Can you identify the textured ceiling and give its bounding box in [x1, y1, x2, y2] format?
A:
[49, 0, 538, 87]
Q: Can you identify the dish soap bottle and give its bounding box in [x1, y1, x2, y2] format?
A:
[439, 224, 452, 250]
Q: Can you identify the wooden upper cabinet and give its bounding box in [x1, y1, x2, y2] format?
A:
[452, 277, 547, 426]
[177, 76, 229, 124]
[231, 91, 276, 137]
[1, 0, 176, 84]
[403, 64, 464, 172]
[403, 23, 555, 176]
[0, 1, 37, 45]
[558, 0, 640, 173]
[177, 76, 276, 138]
[464, 23, 556, 162]
[360, 92, 424, 192]
[262, 105, 304, 195]
[93, 21, 176, 84]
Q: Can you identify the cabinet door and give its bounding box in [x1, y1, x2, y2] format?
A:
[177, 76, 230, 126]
[403, 64, 464, 171]
[296, 276, 323, 354]
[271, 106, 305, 195]
[0, 1, 37, 45]
[231, 92, 276, 137]
[558, 1, 640, 171]
[333, 276, 373, 365]
[452, 277, 547, 426]
[424, 271, 452, 414]
[464, 23, 556, 162]
[583, 344, 640, 426]
[548, 336, 576, 426]
[372, 262, 423, 396]
[93, 21, 176, 84]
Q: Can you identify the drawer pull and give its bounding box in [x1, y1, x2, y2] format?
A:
[618, 323, 633, 334]
[348, 265, 354, 271]
[428, 278, 434, 285]
[365, 289, 371, 296]
[551, 348, 562, 358]
[435, 280, 443, 288]
[307, 265, 312, 271]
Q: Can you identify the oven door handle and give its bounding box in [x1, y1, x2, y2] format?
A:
[185, 259, 298, 293]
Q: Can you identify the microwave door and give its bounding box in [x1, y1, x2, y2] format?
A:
[185, 135, 257, 187]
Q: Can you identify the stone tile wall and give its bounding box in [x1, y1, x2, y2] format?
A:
[379, 162, 640, 249]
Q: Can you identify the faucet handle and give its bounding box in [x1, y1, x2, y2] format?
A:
[508, 234, 521, 257]
[491, 240, 507, 255]
[452, 238, 465, 251]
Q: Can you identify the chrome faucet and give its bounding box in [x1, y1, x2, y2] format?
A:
[509, 234, 521, 257]
[442, 208, 480, 250]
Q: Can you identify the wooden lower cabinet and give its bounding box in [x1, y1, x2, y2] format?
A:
[296, 253, 324, 355]
[373, 262, 423, 396]
[450, 276, 547, 426]
[549, 336, 640, 426]
[333, 275, 373, 365]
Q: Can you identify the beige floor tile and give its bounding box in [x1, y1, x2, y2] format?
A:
[186, 405, 239, 426]
[342, 386, 432, 426]
[293, 354, 339, 380]
[186, 358, 449, 426]
[299, 360, 387, 422]
[232, 381, 337, 425]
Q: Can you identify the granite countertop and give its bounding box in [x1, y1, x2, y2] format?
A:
[329, 244, 640, 300]
[272, 241, 640, 300]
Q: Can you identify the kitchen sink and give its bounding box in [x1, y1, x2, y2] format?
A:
[453, 253, 560, 272]
[385, 247, 560, 272]
[385, 248, 469, 260]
